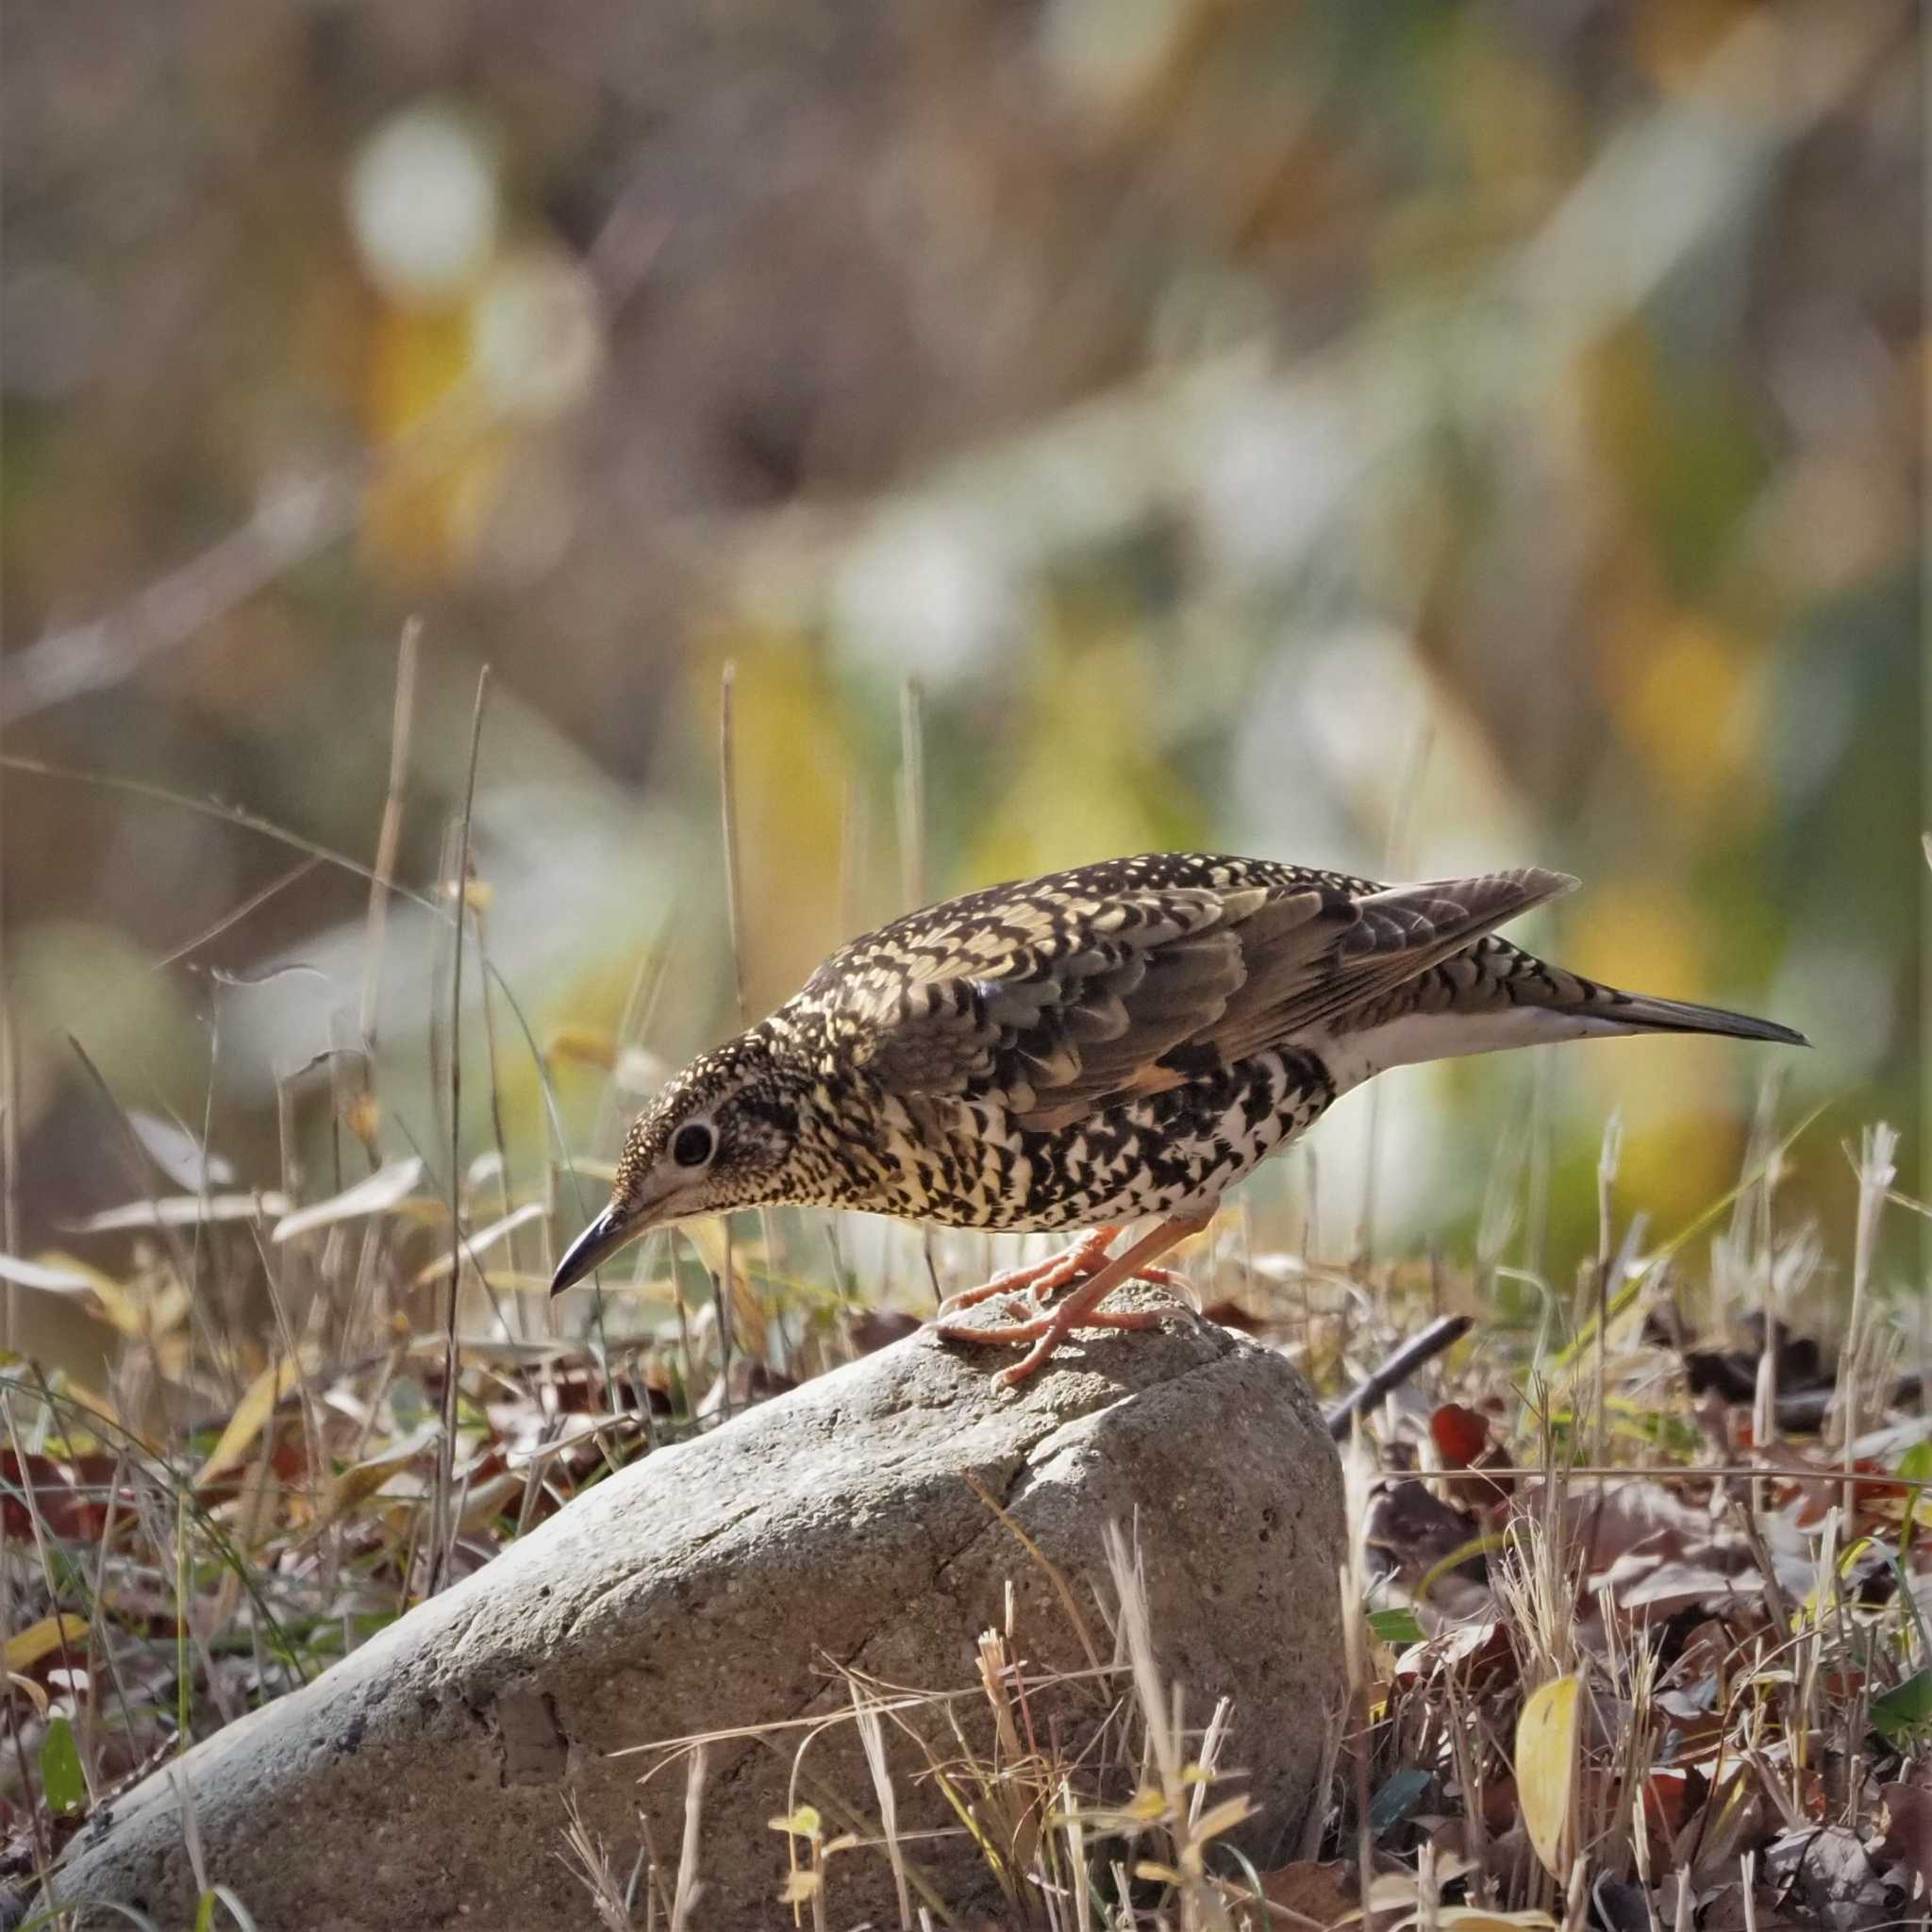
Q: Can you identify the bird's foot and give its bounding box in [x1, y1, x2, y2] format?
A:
[933, 1227, 1196, 1328]
[932, 1227, 1118, 1321]
[930, 1212, 1210, 1386]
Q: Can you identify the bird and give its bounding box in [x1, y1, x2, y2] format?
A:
[551, 853, 1805, 1385]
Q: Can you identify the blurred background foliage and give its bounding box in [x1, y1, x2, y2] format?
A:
[0, 0, 1922, 1367]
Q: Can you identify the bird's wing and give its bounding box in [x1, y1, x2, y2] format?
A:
[803, 856, 1574, 1129]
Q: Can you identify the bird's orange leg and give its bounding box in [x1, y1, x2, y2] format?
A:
[933, 1228, 1119, 1320]
[934, 1226, 1195, 1322]
[934, 1212, 1211, 1387]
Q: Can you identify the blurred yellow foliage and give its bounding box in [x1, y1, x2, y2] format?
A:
[969, 617, 1206, 886]
[1634, 0, 1758, 90]
[1567, 881, 1740, 1212]
[359, 303, 507, 579]
[1614, 611, 1765, 823]
[699, 635, 854, 1006]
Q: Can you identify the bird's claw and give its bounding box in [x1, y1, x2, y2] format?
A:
[931, 1301, 1171, 1386]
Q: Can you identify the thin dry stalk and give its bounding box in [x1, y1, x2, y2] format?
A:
[852, 1687, 913, 1932]
[559, 1793, 639, 1932]
[1340, 1556, 1374, 1932]
[0, 734, 17, 1347]
[431, 664, 491, 1595]
[1103, 1522, 1177, 1794]
[359, 615, 422, 1046]
[1100, 1521, 1241, 1932]
[717, 659, 751, 1029]
[838, 771, 869, 941]
[1840, 1123, 1897, 1517]
[897, 675, 926, 914]
[716, 659, 786, 1380]
[1355, 719, 1432, 1267]
[669, 1740, 708, 1932]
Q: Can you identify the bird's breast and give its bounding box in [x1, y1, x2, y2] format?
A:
[811, 1048, 1337, 1232]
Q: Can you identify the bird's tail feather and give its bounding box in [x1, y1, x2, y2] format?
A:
[1318, 939, 1807, 1088]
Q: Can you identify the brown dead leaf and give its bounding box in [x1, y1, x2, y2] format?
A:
[1880, 1781, 1932, 1890]
[847, 1308, 923, 1355]
[1256, 1857, 1356, 1925]
[1363, 1479, 1486, 1590]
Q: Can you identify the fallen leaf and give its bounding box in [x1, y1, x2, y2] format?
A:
[1430, 1913, 1557, 1930]
[0, 1252, 100, 1291]
[1368, 1765, 1432, 1836]
[1369, 1607, 1426, 1647]
[1880, 1781, 1932, 1890]
[1257, 1858, 1356, 1926]
[39, 1713, 87, 1814]
[196, 1349, 318, 1486]
[1761, 1824, 1888, 1924]
[273, 1158, 425, 1241]
[4, 1613, 90, 1673]
[411, 1202, 547, 1286]
[1430, 1404, 1490, 1467]
[846, 1309, 923, 1355]
[320, 1424, 441, 1523]
[63, 1193, 290, 1232]
[126, 1110, 236, 1191]
[1515, 1674, 1581, 1878]
[1871, 1668, 1932, 1744]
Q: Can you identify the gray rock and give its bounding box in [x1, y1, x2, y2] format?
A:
[47, 1288, 1345, 1930]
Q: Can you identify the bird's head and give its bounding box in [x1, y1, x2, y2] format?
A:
[550, 1028, 802, 1295]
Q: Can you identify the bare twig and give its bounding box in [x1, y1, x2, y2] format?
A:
[1325, 1313, 1474, 1439]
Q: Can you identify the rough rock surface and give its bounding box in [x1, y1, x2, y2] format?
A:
[48, 1288, 1345, 1930]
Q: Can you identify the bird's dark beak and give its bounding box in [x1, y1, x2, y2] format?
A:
[550, 1203, 637, 1296]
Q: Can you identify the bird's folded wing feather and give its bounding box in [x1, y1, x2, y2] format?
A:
[807, 864, 1574, 1127]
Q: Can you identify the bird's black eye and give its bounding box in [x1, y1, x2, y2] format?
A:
[671, 1122, 715, 1168]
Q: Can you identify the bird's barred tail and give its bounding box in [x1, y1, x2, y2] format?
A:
[1317, 915, 1807, 1089]
[1406, 935, 1810, 1052]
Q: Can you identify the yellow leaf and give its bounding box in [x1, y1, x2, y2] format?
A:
[320, 1424, 440, 1524]
[5, 1614, 90, 1673]
[1191, 1795, 1254, 1843]
[57, 1376, 161, 1454]
[1614, 610, 1759, 814]
[359, 304, 505, 578]
[767, 1805, 821, 1839]
[545, 1025, 618, 1071]
[776, 1869, 820, 1905]
[691, 639, 849, 1012]
[196, 1350, 316, 1487]
[679, 1219, 769, 1360]
[29, 1252, 142, 1335]
[1515, 1674, 1582, 1878]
